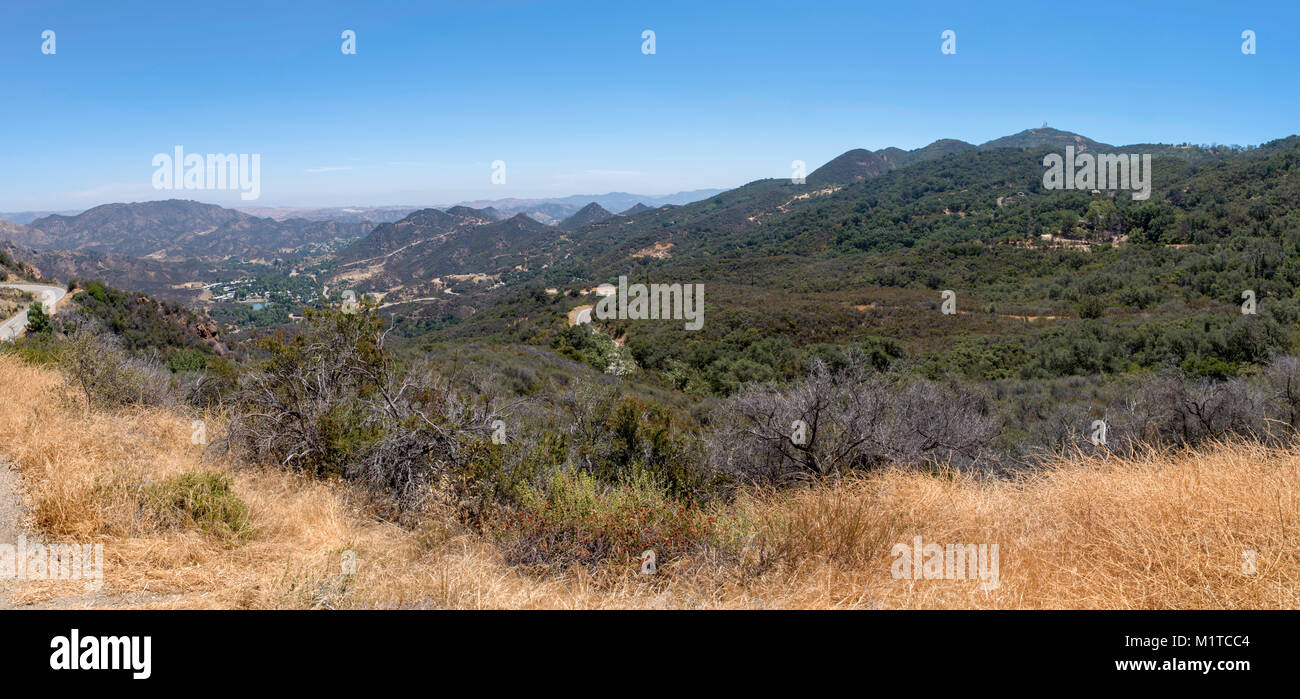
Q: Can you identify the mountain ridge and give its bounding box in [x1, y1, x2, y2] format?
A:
[559, 203, 616, 230]
[808, 127, 1118, 186]
[19, 200, 372, 262]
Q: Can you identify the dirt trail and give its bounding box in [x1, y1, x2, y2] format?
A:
[0, 461, 166, 609]
[0, 460, 32, 609]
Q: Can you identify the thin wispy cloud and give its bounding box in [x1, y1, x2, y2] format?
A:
[61, 182, 156, 204]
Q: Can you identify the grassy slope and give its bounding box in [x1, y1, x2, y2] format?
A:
[0, 352, 1295, 609]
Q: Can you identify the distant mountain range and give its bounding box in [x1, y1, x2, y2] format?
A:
[447, 189, 725, 224]
[0, 189, 723, 300]
[234, 205, 420, 224]
[229, 190, 725, 226]
[336, 206, 500, 263]
[329, 205, 573, 305]
[5, 200, 371, 262]
[3, 127, 1289, 318]
[0, 209, 82, 226]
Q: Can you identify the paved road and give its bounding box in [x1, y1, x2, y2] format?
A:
[0, 282, 67, 342]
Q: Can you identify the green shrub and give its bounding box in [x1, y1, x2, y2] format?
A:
[1076, 296, 1106, 319]
[167, 348, 211, 373]
[25, 301, 52, 336]
[498, 469, 717, 571]
[1, 333, 62, 365]
[146, 471, 251, 539]
[1182, 355, 1238, 379]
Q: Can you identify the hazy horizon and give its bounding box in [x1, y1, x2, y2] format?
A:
[2, 123, 1291, 216]
[0, 186, 734, 222]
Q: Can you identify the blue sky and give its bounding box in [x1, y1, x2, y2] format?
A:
[0, 0, 1296, 210]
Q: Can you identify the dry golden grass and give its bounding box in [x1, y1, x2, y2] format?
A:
[0, 353, 1296, 609]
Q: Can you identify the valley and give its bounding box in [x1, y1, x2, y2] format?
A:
[4, 127, 1295, 381]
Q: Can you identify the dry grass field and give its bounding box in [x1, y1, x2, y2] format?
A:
[0, 352, 1296, 609]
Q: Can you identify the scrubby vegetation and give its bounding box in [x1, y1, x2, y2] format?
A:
[15, 285, 1300, 579]
[69, 280, 222, 368]
[0, 247, 40, 282]
[15, 298, 1292, 581]
[0, 287, 33, 327]
[0, 350, 1295, 609]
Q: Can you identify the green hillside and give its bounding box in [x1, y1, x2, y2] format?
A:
[416, 132, 1300, 397]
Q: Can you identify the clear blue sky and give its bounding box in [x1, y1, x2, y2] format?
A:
[1, 0, 1296, 210]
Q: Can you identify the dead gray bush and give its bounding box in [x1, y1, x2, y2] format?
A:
[1109, 370, 1265, 447]
[1262, 356, 1300, 431]
[222, 307, 510, 521]
[347, 364, 507, 520]
[58, 318, 174, 411]
[713, 355, 999, 484]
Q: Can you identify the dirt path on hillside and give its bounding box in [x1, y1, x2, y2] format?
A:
[0, 459, 32, 609]
[0, 461, 172, 609]
[0, 464, 19, 544]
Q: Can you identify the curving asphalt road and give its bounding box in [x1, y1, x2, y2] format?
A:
[0, 282, 67, 342]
